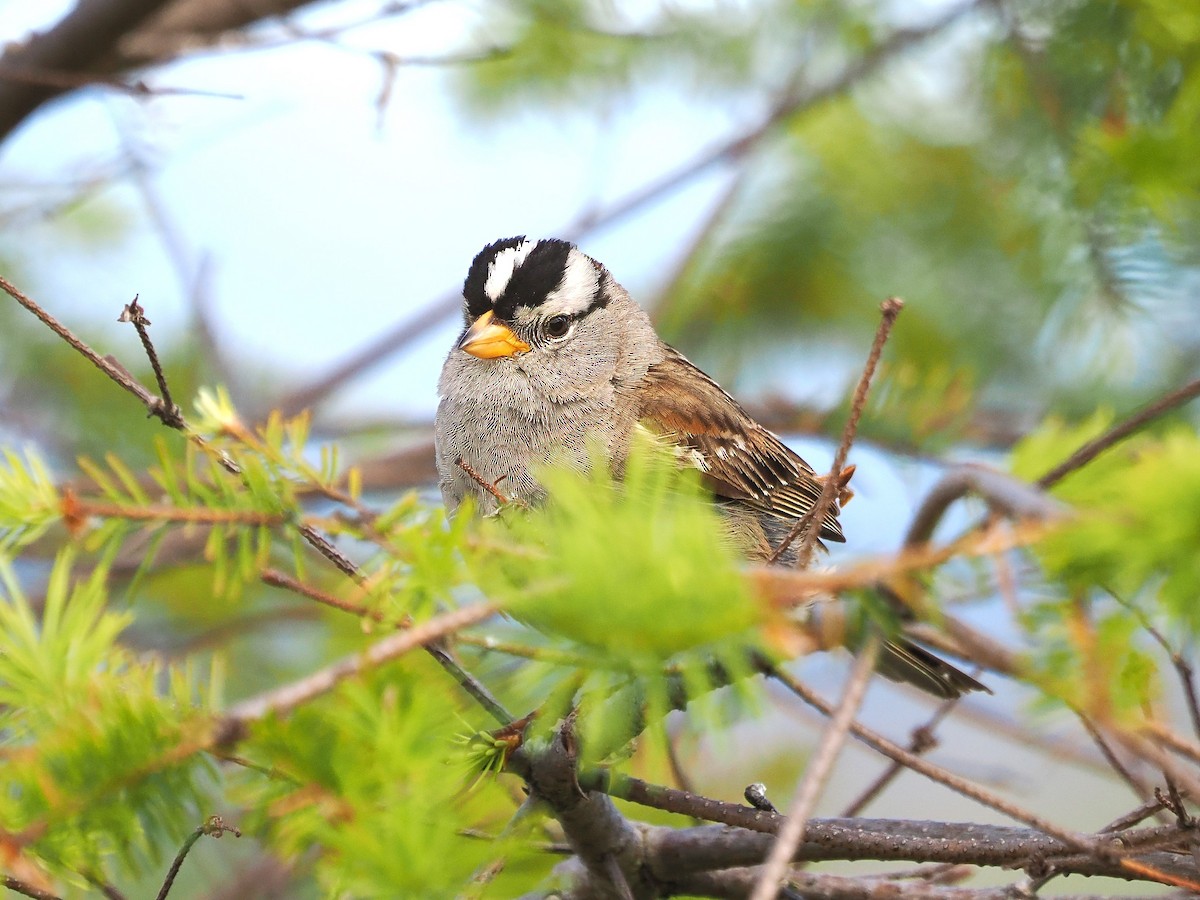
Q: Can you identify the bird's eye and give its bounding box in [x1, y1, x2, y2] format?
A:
[543, 315, 571, 339]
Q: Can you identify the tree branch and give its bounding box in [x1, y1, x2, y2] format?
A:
[0, 0, 176, 142]
[764, 664, 1101, 853]
[155, 816, 240, 900]
[750, 639, 881, 899]
[646, 818, 1196, 884]
[770, 298, 902, 565]
[1036, 376, 1200, 489]
[218, 600, 498, 733]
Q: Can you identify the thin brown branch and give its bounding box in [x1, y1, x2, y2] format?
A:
[1036, 376, 1200, 489]
[841, 684, 968, 817]
[1100, 798, 1168, 833]
[764, 663, 1104, 855]
[596, 771, 781, 833]
[0, 275, 170, 424]
[750, 638, 881, 900]
[771, 298, 902, 565]
[1106, 587, 1200, 743]
[1140, 721, 1200, 767]
[110, 237, 185, 416]
[294, 522, 359, 580]
[1, 877, 62, 900]
[1075, 711, 1153, 801]
[82, 872, 129, 900]
[219, 600, 499, 728]
[260, 567, 394, 624]
[155, 816, 240, 900]
[456, 457, 511, 506]
[63, 492, 284, 527]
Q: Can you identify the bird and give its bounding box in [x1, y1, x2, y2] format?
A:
[435, 236, 986, 698]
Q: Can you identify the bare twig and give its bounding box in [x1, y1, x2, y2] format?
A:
[1139, 721, 1200, 767]
[294, 522, 360, 579]
[750, 638, 881, 900]
[841, 685, 968, 817]
[764, 663, 1103, 854]
[155, 816, 240, 900]
[82, 872, 129, 900]
[1100, 798, 1168, 833]
[771, 298, 902, 565]
[261, 567, 394, 624]
[0, 276, 170, 423]
[1, 877, 62, 900]
[1075, 711, 1152, 801]
[1036, 376, 1200, 489]
[456, 457, 511, 506]
[1106, 588, 1200, 743]
[595, 771, 782, 833]
[904, 464, 1065, 549]
[220, 601, 498, 728]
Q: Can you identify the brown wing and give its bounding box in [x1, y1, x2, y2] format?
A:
[637, 347, 845, 543]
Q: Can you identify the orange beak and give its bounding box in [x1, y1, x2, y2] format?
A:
[457, 310, 531, 359]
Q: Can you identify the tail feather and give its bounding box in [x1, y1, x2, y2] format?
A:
[876, 639, 990, 699]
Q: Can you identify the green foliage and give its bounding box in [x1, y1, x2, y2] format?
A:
[484, 441, 756, 658]
[1021, 591, 1161, 718]
[0, 446, 61, 550]
[0, 550, 214, 883]
[1011, 415, 1200, 714]
[456, 0, 764, 117]
[235, 669, 524, 896]
[857, 361, 977, 450]
[472, 439, 761, 761]
[1021, 422, 1200, 629]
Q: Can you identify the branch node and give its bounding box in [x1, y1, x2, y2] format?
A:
[745, 782, 779, 813]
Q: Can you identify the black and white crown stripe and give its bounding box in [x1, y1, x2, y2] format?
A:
[483, 239, 536, 302]
[463, 237, 608, 324]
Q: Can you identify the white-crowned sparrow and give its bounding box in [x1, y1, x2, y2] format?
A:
[435, 236, 985, 698]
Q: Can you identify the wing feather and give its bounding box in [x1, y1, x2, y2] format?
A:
[637, 347, 845, 543]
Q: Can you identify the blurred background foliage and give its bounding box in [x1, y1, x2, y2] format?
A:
[456, 0, 1200, 434]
